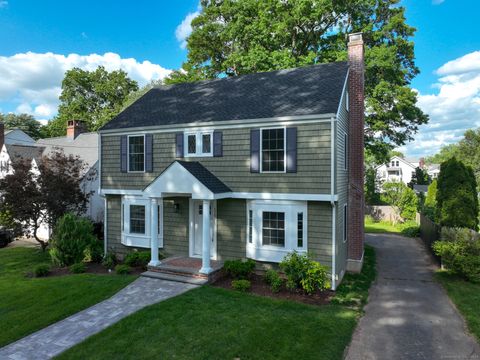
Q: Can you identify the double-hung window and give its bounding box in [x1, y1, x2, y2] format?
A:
[128, 135, 145, 172]
[129, 205, 146, 234]
[262, 211, 285, 247]
[184, 131, 213, 157]
[261, 128, 285, 172]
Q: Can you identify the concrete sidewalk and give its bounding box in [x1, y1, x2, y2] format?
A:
[0, 277, 197, 360]
[345, 233, 480, 360]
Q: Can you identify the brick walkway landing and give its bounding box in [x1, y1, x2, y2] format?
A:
[0, 277, 197, 360]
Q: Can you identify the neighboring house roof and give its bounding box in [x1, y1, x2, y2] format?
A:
[375, 156, 417, 170]
[36, 133, 99, 170]
[101, 62, 350, 131]
[428, 164, 440, 171]
[5, 144, 45, 164]
[176, 161, 231, 194]
[413, 184, 429, 194]
[4, 128, 36, 146]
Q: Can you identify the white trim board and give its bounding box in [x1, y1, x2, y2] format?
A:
[100, 189, 339, 202]
[100, 114, 337, 136]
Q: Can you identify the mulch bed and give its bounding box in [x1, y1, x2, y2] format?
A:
[212, 274, 334, 306]
[27, 262, 145, 278]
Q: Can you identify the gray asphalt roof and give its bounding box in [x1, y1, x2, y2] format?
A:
[177, 161, 231, 194]
[100, 61, 349, 131]
[5, 144, 45, 164]
[36, 133, 98, 170]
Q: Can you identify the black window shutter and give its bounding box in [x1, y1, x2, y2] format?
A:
[145, 134, 153, 172]
[250, 129, 260, 173]
[286, 127, 297, 173]
[213, 131, 223, 157]
[120, 135, 127, 172]
[175, 133, 184, 158]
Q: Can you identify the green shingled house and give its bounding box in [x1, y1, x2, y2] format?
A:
[99, 33, 366, 290]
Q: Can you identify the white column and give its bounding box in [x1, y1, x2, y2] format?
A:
[148, 198, 161, 266]
[199, 199, 212, 274]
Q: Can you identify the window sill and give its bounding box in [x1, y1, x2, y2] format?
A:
[121, 233, 163, 248]
[246, 244, 306, 263]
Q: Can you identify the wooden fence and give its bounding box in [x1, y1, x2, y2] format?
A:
[419, 213, 441, 264]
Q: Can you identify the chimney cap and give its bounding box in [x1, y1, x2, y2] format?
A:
[348, 32, 363, 44]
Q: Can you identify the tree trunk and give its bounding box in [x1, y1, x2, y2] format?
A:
[33, 225, 48, 252]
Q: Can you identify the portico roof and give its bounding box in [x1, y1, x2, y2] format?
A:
[143, 161, 231, 200]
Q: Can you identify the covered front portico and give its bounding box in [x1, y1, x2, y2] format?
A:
[143, 161, 231, 275]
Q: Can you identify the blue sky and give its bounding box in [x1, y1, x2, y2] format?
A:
[0, 0, 479, 158]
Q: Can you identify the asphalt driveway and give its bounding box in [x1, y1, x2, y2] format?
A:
[346, 233, 480, 360]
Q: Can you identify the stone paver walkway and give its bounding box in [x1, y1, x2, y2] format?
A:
[0, 277, 197, 360]
[346, 233, 480, 360]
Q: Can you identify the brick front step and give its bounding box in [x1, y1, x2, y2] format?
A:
[141, 271, 208, 285]
[145, 265, 223, 283]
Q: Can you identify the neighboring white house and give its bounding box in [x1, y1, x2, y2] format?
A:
[0, 121, 103, 239]
[376, 156, 440, 189]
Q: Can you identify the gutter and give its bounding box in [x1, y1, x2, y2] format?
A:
[330, 116, 337, 291]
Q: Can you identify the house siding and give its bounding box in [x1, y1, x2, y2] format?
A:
[162, 197, 189, 256]
[308, 201, 333, 270]
[216, 198, 246, 260]
[335, 84, 349, 280]
[100, 122, 331, 194]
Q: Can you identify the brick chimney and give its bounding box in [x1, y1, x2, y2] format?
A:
[419, 157, 425, 169]
[347, 33, 365, 273]
[0, 122, 4, 151]
[66, 120, 86, 139]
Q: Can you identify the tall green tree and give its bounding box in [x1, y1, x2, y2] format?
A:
[436, 158, 478, 230]
[43, 66, 138, 137]
[167, 0, 428, 162]
[0, 113, 42, 139]
[423, 179, 437, 221]
[408, 167, 431, 188]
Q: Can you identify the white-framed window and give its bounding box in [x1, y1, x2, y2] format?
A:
[129, 205, 146, 234]
[128, 135, 145, 172]
[121, 196, 163, 248]
[343, 132, 348, 171]
[343, 204, 348, 243]
[260, 127, 286, 173]
[184, 130, 213, 157]
[246, 200, 307, 262]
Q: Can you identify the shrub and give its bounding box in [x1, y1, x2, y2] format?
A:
[280, 252, 330, 294]
[399, 187, 418, 221]
[436, 158, 478, 230]
[223, 259, 256, 279]
[231, 279, 251, 292]
[399, 221, 420, 237]
[0, 227, 14, 248]
[433, 227, 480, 283]
[69, 262, 86, 274]
[265, 269, 283, 293]
[49, 213, 97, 267]
[124, 251, 151, 268]
[102, 252, 117, 269]
[115, 264, 131, 275]
[34, 264, 50, 277]
[84, 239, 103, 263]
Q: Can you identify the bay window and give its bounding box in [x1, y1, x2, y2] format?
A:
[247, 200, 307, 262]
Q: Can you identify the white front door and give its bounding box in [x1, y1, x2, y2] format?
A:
[192, 200, 216, 259]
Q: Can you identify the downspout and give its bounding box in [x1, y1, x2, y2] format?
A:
[330, 116, 337, 291]
[103, 196, 108, 256]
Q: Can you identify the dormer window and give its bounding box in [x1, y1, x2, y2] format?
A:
[184, 131, 213, 157]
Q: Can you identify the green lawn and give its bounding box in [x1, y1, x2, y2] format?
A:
[435, 271, 480, 341]
[57, 246, 377, 360]
[364, 219, 402, 234]
[0, 247, 136, 347]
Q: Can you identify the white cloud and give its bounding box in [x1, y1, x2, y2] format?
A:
[0, 1, 8, 9]
[175, 11, 200, 49]
[0, 52, 172, 119]
[406, 51, 480, 157]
